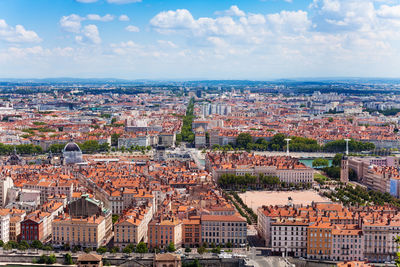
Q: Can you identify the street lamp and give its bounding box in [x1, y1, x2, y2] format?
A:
[344, 139, 351, 155]
[285, 138, 291, 157]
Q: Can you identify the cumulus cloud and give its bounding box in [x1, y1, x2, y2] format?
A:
[60, 14, 84, 33]
[6, 2, 400, 79]
[125, 25, 140, 32]
[0, 19, 41, 43]
[215, 5, 245, 17]
[377, 4, 400, 18]
[60, 14, 114, 33]
[267, 10, 311, 33]
[59, 14, 115, 44]
[77, 24, 101, 44]
[86, 14, 114, 22]
[119, 15, 130, 21]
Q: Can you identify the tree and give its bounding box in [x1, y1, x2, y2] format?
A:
[43, 245, 53, 251]
[122, 246, 133, 254]
[38, 255, 48, 264]
[135, 242, 148, 253]
[48, 143, 65, 153]
[236, 133, 252, 148]
[84, 247, 92, 253]
[167, 242, 176, 252]
[112, 214, 119, 224]
[31, 240, 43, 249]
[269, 133, 286, 150]
[185, 247, 191, 253]
[0, 240, 3, 247]
[7, 240, 18, 249]
[332, 153, 343, 167]
[47, 254, 57, 264]
[64, 253, 73, 265]
[96, 247, 107, 254]
[211, 246, 221, 254]
[312, 158, 329, 168]
[197, 246, 206, 254]
[18, 240, 30, 250]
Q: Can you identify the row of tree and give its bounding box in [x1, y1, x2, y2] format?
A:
[0, 143, 43, 155]
[176, 98, 195, 144]
[230, 191, 258, 222]
[324, 185, 400, 208]
[217, 173, 280, 190]
[48, 140, 109, 154]
[234, 133, 375, 153]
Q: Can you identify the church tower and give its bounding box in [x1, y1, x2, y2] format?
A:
[340, 155, 349, 183]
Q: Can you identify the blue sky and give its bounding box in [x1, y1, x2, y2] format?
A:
[1, 0, 400, 79]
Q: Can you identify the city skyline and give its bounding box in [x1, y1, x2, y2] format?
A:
[1, 0, 400, 79]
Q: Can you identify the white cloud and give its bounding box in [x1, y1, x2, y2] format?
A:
[60, 14, 114, 33]
[7, 2, 400, 79]
[157, 40, 178, 48]
[150, 9, 196, 31]
[377, 5, 400, 18]
[82, 24, 101, 44]
[215, 5, 246, 17]
[60, 14, 84, 33]
[86, 14, 114, 22]
[267, 10, 311, 33]
[125, 25, 140, 32]
[119, 15, 130, 21]
[0, 19, 41, 43]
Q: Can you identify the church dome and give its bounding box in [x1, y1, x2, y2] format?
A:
[64, 142, 81, 152]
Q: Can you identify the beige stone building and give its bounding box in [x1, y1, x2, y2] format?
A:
[114, 204, 153, 248]
[52, 195, 112, 249]
[148, 217, 182, 249]
[201, 214, 247, 247]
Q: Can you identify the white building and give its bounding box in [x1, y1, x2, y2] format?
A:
[0, 211, 10, 243]
[331, 225, 364, 262]
[0, 176, 13, 207]
[201, 214, 247, 247]
[362, 220, 400, 263]
[271, 220, 308, 257]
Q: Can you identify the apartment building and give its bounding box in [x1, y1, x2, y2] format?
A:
[21, 211, 50, 242]
[271, 220, 308, 257]
[23, 179, 73, 204]
[331, 225, 364, 262]
[0, 211, 10, 243]
[114, 204, 153, 248]
[307, 222, 332, 261]
[362, 220, 400, 263]
[52, 196, 112, 249]
[0, 176, 13, 207]
[52, 215, 107, 248]
[118, 135, 150, 149]
[182, 216, 201, 247]
[148, 217, 182, 249]
[201, 214, 247, 247]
